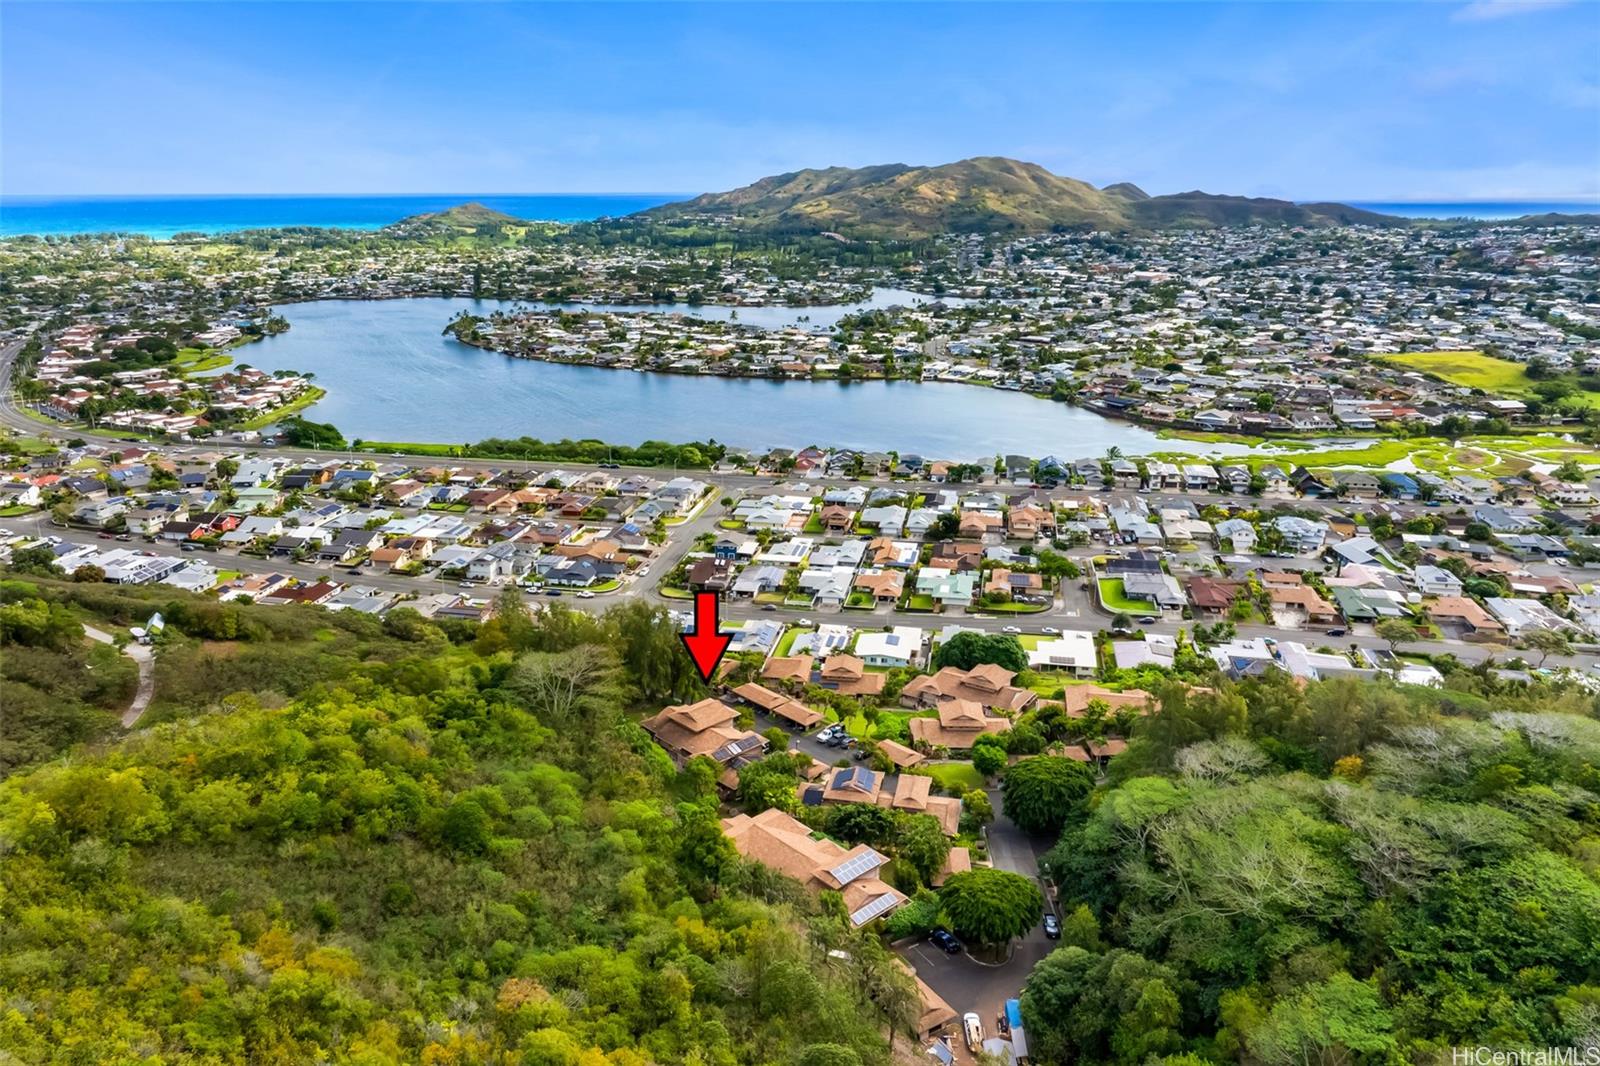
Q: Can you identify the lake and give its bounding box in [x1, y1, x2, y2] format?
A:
[243, 295, 1253, 460]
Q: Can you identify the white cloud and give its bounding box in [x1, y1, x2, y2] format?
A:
[1453, 0, 1572, 22]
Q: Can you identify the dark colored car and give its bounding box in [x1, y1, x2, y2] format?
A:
[545, 589, 563, 596]
[1043, 915, 1061, 940]
[1326, 627, 1347, 637]
[929, 929, 962, 954]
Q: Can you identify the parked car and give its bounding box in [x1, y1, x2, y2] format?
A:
[963, 1013, 984, 1053]
[115, 534, 131, 542]
[98, 532, 113, 540]
[1002, 625, 1021, 634]
[1040, 626, 1060, 635]
[347, 568, 363, 576]
[576, 591, 595, 599]
[929, 928, 962, 954]
[817, 724, 843, 742]
[545, 589, 563, 596]
[1326, 627, 1347, 637]
[797, 618, 814, 627]
[458, 581, 476, 589]
[761, 605, 776, 612]
[1136, 615, 1159, 625]
[1043, 914, 1061, 939]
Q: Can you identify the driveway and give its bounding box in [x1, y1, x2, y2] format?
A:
[84, 624, 155, 727]
[903, 926, 1054, 1048]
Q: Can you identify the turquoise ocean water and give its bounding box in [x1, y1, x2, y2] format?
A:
[1, 194, 1594, 238]
[0, 194, 683, 238]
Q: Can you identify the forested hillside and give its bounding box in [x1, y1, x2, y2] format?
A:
[5, 575, 1600, 1064]
[1023, 673, 1600, 1063]
[0, 581, 917, 1065]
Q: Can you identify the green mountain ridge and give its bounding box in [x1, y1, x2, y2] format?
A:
[641, 156, 1407, 236]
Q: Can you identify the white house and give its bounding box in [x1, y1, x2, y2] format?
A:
[1026, 630, 1098, 677]
[855, 627, 924, 668]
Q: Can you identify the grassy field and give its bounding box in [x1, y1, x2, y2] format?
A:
[1377, 350, 1600, 409]
[1098, 578, 1150, 613]
[924, 762, 987, 792]
[1377, 350, 1531, 392]
[172, 347, 233, 373]
[774, 626, 815, 658]
[240, 387, 327, 430]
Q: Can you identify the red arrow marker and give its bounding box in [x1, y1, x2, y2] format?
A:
[680, 591, 733, 682]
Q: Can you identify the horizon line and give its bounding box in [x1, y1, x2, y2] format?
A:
[4, 191, 1599, 205]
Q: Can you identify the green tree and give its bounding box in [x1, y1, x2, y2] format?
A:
[932, 631, 1027, 674]
[1374, 617, 1415, 655]
[938, 868, 1043, 947]
[1522, 627, 1573, 667]
[971, 739, 1007, 777]
[829, 802, 898, 846]
[896, 813, 951, 884]
[1001, 756, 1095, 835]
[1244, 973, 1396, 1066]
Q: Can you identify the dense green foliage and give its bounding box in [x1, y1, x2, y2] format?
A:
[1000, 755, 1096, 835]
[353, 436, 725, 470]
[1, 579, 130, 773]
[936, 868, 1043, 947]
[1024, 671, 1600, 1064]
[0, 587, 914, 1064]
[930, 631, 1027, 674]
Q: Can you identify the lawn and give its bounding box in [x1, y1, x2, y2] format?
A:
[1376, 350, 1532, 393]
[775, 626, 816, 658]
[240, 386, 327, 430]
[1097, 578, 1151, 613]
[901, 594, 936, 612]
[923, 762, 987, 792]
[841, 709, 918, 742]
[973, 600, 1051, 614]
[172, 347, 233, 373]
[0, 504, 38, 517]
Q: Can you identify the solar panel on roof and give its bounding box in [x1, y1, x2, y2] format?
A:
[801, 786, 825, 807]
[830, 848, 882, 885]
[849, 892, 899, 926]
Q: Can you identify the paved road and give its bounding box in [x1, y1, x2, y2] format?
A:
[83, 623, 155, 727]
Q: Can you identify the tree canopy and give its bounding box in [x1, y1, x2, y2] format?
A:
[932, 631, 1028, 673]
[1001, 755, 1096, 835]
[938, 868, 1044, 947]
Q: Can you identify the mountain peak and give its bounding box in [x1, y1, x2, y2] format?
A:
[640, 157, 1399, 237]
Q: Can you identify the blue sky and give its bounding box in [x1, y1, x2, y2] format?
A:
[4, 1, 1597, 201]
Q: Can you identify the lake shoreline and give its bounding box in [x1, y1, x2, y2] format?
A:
[238, 296, 1218, 458]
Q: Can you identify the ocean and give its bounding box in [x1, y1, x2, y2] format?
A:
[0, 194, 1594, 238]
[0, 194, 685, 239]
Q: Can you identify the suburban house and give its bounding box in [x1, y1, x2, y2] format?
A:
[721, 808, 905, 927]
[1026, 630, 1098, 676]
[855, 627, 923, 668]
[902, 664, 1038, 715]
[815, 653, 886, 697]
[730, 682, 824, 730]
[852, 569, 905, 603]
[641, 698, 768, 784]
[907, 697, 1013, 751]
[1426, 596, 1506, 640]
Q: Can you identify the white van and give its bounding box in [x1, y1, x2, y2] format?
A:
[962, 1012, 984, 1053]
